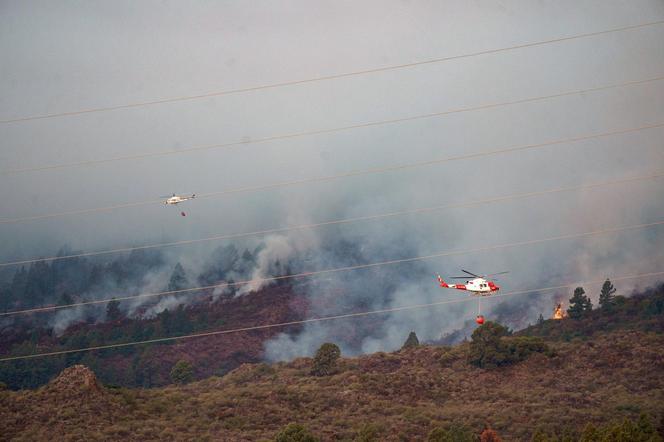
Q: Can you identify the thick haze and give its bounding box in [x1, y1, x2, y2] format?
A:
[1, 1, 664, 356]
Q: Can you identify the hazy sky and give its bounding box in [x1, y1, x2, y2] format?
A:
[1, 1, 664, 351]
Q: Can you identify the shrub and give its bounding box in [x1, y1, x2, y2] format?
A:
[428, 427, 453, 442]
[274, 423, 319, 442]
[469, 322, 551, 368]
[311, 343, 340, 376]
[480, 428, 502, 442]
[599, 415, 661, 441]
[530, 428, 552, 441]
[170, 360, 193, 384]
[579, 423, 600, 442]
[354, 423, 382, 441]
[506, 336, 553, 360]
[428, 423, 475, 441]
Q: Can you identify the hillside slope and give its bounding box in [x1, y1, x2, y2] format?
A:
[2, 326, 663, 441]
[0, 283, 309, 389]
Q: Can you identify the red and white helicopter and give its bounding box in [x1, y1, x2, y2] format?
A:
[161, 193, 196, 216]
[436, 269, 509, 324]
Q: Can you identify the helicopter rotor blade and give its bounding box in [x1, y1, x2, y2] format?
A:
[462, 269, 482, 278]
[483, 271, 510, 277]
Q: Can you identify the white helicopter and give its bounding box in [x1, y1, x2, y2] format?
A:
[162, 193, 196, 205]
[436, 269, 509, 324]
[161, 193, 196, 216]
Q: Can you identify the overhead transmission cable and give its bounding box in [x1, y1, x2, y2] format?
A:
[1, 219, 662, 318]
[1, 171, 662, 268]
[1, 19, 662, 125]
[1, 270, 661, 362]
[3, 75, 664, 175]
[2, 120, 663, 225]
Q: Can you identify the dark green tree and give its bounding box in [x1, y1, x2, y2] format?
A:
[134, 349, 158, 387]
[172, 304, 192, 334]
[567, 287, 592, 319]
[468, 321, 509, 368]
[274, 423, 319, 442]
[87, 264, 105, 288]
[311, 342, 341, 376]
[7, 266, 28, 307]
[0, 288, 8, 311]
[167, 262, 189, 292]
[159, 308, 173, 335]
[58, 292, 74, 306]
[106, 299, 122, 322]
[599, 278, 617, 310]
[10, 266, 28, 294]
[537, 313, 545, 326]
[24, 260, 53, 306]
[170, 360, 193, 384]
[402, 331, 420, 349]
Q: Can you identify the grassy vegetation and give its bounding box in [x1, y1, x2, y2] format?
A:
[1, 326, 663, 441]
[2, 284, 663, 440]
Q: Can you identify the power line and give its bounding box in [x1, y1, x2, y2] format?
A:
[1, 270, 661, 362]
[3, 75, 663, 175]
[2, 120, 663, 225]
[1, 171, 662, 268]
[1, 219, 662, 317]
[1, 20, 663, 125]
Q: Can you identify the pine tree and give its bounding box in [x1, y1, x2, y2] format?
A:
[106, 299, 122, 322]
[172, 304, 192, 334]
[567, 287, 592, 319]
[24, 261, 53, 306]
[2, 267, 28, 309]
[537, 313, 545, 326]
[9, 266, 28, 301]
[58, 292, 74, 306]
[159, 308, 173, 335]
[402, 331, 420, 349]
[167, 262, 189, 292]
[599, 278, 617, 310]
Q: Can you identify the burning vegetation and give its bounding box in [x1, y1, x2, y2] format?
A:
[553, 303, 566, 320]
